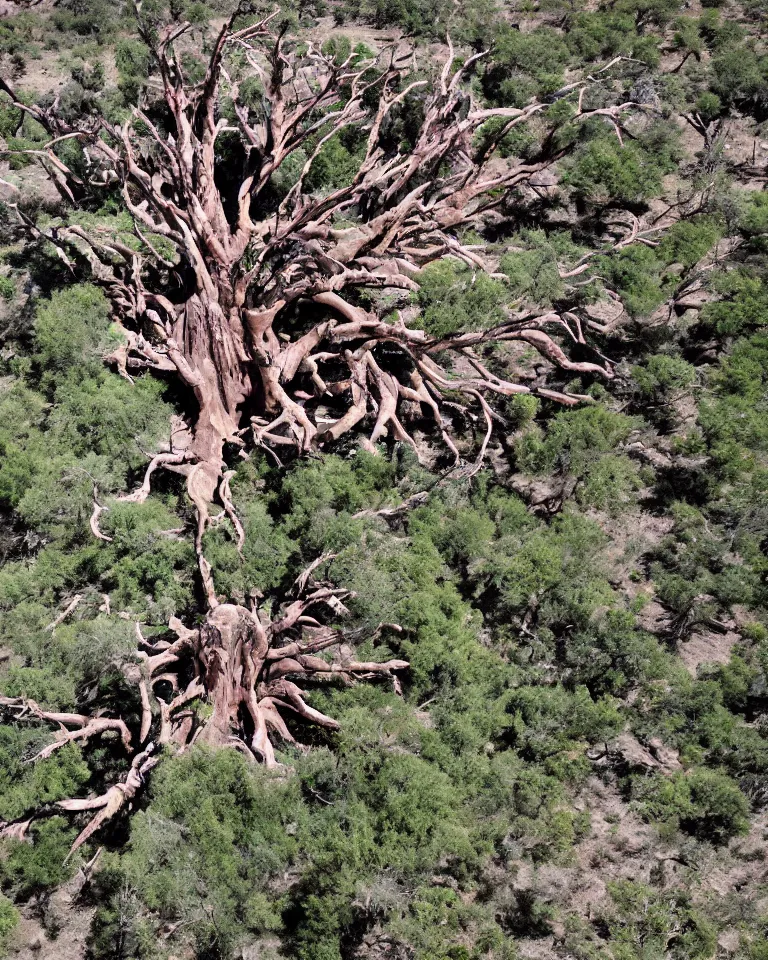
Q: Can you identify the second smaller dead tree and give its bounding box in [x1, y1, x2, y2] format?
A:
[0, 554, 407, 855]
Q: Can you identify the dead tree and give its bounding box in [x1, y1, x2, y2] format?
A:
[0, 6, 659, 850]
[1, 562, 406, 854]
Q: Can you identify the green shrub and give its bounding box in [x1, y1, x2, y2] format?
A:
[0, 895, 19, 954]
[710, 44, 767, 109]
[602, 880, 717, 960]
[702, 270, 768, 338]
[515, 406, 638, 481]
[633, 354, 696, 427]
[35, 284, 112, 375]
[415, 260, 508, 338]
[634, 355, 696, 401]
[0, 97, 23, 139]
[51, 0, 119, 37]
[305, 129, 367, 191]
[500, 230, 584, 306]
[482, 26, 570, 106]
[565, 124, 680, 206]
[632, 767, 750, 842]
[657, 217, 722, 268]
[0, 818, 78, 899]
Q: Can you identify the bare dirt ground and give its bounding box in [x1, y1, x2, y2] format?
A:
[678, 626, 741, 674]
[311, 14, 402, 48]
[5, 879, 96, 960]
[507, 775, 768, 960]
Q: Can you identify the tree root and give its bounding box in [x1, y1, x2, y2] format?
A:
[59, 745, 161, 861]
[0, 697, 132, 760]
[0, 553, 408, 855]
[118, 451, 192, 505]
[89, 486, 113, 542]
[44, 594, 83, 633]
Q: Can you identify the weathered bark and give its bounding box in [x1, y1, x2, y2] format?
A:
[197, 605, 269, 753]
